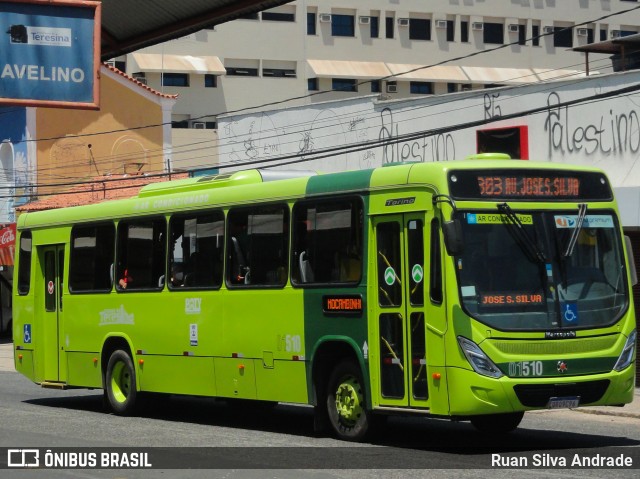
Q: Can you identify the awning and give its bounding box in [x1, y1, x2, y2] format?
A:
[131, 53, 226, 74]
[533, 68, 590, 81]
[306, 60, 391, 79]
[461, 66, 538, 84]
[387, 63, 469, 82]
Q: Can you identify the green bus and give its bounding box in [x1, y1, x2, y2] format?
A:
[12, 158, 637, 441]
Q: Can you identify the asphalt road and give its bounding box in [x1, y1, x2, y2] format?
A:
[0, 336, 639, 479]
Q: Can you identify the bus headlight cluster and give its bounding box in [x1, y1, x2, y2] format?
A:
[613, 330, 637, 372]
[457, 336, 504, 379]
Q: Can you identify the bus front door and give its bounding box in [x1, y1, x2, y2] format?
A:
[373, 214, 429, 409]
[38, 245, 65, 382]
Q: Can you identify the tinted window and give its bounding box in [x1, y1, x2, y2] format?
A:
[483, 23, 504, 44]
[117, 218, 166, 291]
[227, 205, 289, 287]
[409, 18, 430, 40]
[332, 14, 355, 37]
[69, 224, 115, 292]
[17, 231, 32, 295]
[292, 199, 363, 285]
[169, 212, 224, 289]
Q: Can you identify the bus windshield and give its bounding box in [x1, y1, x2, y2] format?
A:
[455, 209, 628, 331]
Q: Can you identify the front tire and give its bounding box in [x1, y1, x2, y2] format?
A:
[470, 411, 524, 433]
[105, 350, 137, 415]
[326, 360, 371, 441]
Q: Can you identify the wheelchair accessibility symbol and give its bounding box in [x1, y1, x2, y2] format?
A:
[23, 324, 31, 344]
[563, 303, 578, 324]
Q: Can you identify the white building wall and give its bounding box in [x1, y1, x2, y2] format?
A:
[217, 70, 640, 222]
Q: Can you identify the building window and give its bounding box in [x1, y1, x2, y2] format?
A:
[332, 78, 357, 92]
[262, 12, 295, 22]
[371, 80, 381, 93]
[386, 17, 394, 38]
[263, 68, 296, 78]
[446, 20, 455, 42]
[205, 74, 217, 88]
[518, 25, 526, 45]
[410, 81, 433, 94]
[162, 73, 189, 87]
[172, 120, 189, 129]
[587, 28, 594, 44]
[447, 83, 458, 93]
[483, 23, 504, 44]
[69, 224, 115, 293]
[370, 16, 379, 38]
[553, 27, 573, 48]
[226, 67, 259, 76]
[308, 78, 318, 90]
[532, 25, 540, 46]
[238, 13, 259, 20]
[409, 18, 431, 40]
[307, 12, 316, 35]
[461, 21, 469, 42]
[332, 14, 355, 37]
[600, 28, 607, 41]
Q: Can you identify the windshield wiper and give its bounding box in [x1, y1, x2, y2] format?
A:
[562, 203, 587, 258]
[497, 203, 546, 263]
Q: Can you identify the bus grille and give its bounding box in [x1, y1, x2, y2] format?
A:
[490, 336, 617, 355]
[513, 380, 610, 407]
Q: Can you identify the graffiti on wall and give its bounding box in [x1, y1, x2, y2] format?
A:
[545, 91, 640, 158]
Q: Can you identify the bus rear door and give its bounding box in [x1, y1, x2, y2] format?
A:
[372, 214, 431, 409]
[37, 244, 66, 383]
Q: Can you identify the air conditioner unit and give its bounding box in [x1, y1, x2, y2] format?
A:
[105, 60, 116, 67]
[435, 20, 447, 29]
[611, 30, 621, 39]
[577, 28, 588, 37]
[471, 22, 484, 31]
[359, 16, 370, 25]
[319, 13, 332, 23]
[543, 26, 555, 34]
[386, 83, 397, 93]
[508, 24, 520, 33]
[193, 122, 206, 129]
[398, 18, 410, 27]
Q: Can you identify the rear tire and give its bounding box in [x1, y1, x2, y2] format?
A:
[105, 350, 137, 415]
[326, 360, 371, 441]
[470, 411, 524, 433]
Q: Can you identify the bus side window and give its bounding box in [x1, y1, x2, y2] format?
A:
[17, 231, 32, 295]
[227, 205, 288, 287]
[116, 218, 166, 291]
[291, 198, 363, 286]
[169, 212, 224, 289]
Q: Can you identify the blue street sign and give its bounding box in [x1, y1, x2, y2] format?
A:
[0, 1, 99, 107]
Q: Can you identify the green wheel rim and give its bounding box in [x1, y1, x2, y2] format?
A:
[334, 377, 364, 426]
[110, 361, 131, 404]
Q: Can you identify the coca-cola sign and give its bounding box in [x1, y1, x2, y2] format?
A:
[0, 223, 16, 266]
[0, 226, 15, 245]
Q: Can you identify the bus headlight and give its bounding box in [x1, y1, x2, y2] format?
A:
[613, 330, 637, 372]
[457, 336, 504, 379]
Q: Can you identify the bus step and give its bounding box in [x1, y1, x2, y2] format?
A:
[40, 381, 68, 390]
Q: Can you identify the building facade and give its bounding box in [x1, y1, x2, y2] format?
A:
[121, 0, 640, 140]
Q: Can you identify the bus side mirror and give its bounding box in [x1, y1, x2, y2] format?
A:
[443, 219, 464, 256]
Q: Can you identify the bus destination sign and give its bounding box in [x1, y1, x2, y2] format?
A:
[449, 169, 612, 201]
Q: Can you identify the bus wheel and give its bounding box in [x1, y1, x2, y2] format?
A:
[470, 411, 524, 433]
[106, 350, 137, 415]
[326, 360, 370, 441]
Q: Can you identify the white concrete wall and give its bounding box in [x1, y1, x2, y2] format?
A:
[217, 69, 640, 193]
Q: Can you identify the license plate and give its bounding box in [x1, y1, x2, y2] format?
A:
[547, 396, 580, 409]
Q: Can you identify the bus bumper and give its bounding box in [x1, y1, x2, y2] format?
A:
[445, 365, 636, 416]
